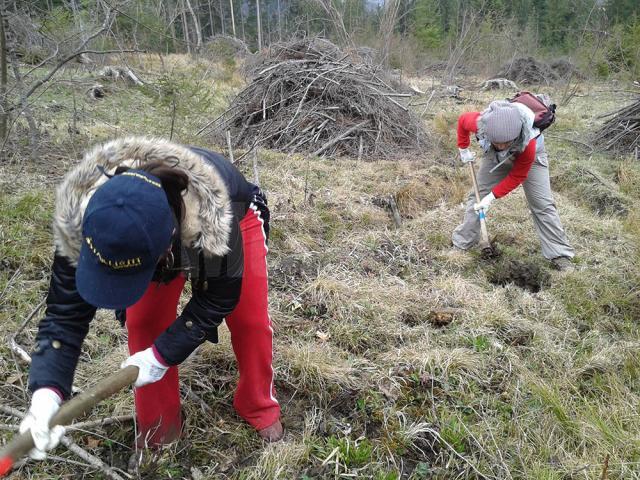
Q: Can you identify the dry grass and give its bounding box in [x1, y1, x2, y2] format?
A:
[1, 54, 640, 479]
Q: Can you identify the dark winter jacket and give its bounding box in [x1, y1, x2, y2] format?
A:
[29, 137, 269, 399]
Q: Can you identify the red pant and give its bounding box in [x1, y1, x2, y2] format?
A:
[126, 205, 280, 446]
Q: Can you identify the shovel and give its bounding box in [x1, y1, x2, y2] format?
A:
[0, 366, 139, 477]
[467, 162, 495, 256]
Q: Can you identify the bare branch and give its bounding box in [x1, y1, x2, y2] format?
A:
[22, 8, 116, 101]
[310, 0, 354, 47]
[59, 436, 128, 480]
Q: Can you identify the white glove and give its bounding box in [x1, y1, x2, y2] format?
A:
[474, 192, 496, 213]
[121, 347, 169, 388]
[459, 148, 476, 163]
[19, 388, 65, 460]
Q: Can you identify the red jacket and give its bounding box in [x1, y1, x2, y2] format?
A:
[457, 112, 536, 198]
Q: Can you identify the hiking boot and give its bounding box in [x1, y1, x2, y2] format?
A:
[551, 256, 574, 272]
[258, 419, 284, 442]
[449, 242, 468, 253]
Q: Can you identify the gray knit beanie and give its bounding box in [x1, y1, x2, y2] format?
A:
[483, 101, 522, 143]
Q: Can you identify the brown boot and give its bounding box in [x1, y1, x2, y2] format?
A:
[258, 419, 284, 442]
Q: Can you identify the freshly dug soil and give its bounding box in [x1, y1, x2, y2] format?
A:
[487, 259, 549, 293]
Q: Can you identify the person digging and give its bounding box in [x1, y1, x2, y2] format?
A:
[452, 100, 575, 271]
[19, 136, 283, 461]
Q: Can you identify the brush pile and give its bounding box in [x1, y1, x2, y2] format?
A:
[211, 38, 427, 159]
[593, 96, 640, 154]
[496, 57, 584, 85]
[496, 57, 558, 85]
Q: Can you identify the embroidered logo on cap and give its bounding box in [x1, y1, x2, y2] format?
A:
[121, 171, 162, 188]
[85, 237, 142, 270]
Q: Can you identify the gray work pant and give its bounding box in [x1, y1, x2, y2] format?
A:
[452, 146, 574, 260]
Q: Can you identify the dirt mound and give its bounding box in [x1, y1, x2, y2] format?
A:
[210, 38, 427, 159]
[496, 57, 558, 85]
[487, 259, 549, 293]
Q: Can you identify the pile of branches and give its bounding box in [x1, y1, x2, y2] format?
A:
[211, 38, 427, 159]
[593, 96, 640, 154]
[496, 57, 559, 85]
[242, 37, 343, 78]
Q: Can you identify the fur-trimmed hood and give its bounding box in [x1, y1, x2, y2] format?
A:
[54, 136, 233, 264]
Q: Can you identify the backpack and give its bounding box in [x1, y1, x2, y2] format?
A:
[509, 91, 556, 132]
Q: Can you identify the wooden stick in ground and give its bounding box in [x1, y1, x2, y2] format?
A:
[252, 149, 260, 187]
[226, 130, 235, 164]
[0, 366, 138, 477]
[388, 195, 402, 228]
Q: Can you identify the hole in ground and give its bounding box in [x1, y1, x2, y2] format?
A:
[487, 259, 549, 293]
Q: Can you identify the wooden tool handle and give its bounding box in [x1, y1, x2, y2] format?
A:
[468, 162, 482, 203]
[0, 366, 138, 476]
[468, 162, 492, 249]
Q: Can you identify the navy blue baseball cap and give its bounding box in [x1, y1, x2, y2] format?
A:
[76, 169, 175, 309]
